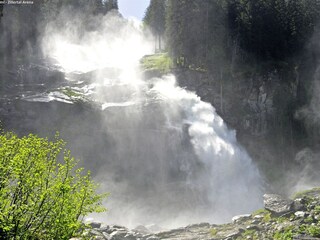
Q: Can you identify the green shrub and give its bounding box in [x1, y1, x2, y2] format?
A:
[0, 132, 107, 239]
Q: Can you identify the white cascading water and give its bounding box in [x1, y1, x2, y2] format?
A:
[43, 12, 262, 229]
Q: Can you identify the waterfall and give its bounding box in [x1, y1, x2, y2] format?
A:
[43, 12, 262, 228]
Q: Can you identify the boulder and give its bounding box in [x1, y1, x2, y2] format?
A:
[133, 225, 150, 235]
[293, 198, 306, 211]
[263, 194, 293, 215]
[294, 211, 307, 218]
[232, 214, 251, 223]
[89, 221, 102, 229]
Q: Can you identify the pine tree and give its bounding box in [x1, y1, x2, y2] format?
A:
[106, 0, 118, 11]
[144, 0, 166, 51]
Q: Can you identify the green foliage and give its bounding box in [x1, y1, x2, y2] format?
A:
[140, 53, 173, 74]
[147, 0, 320, 74]
[252, 208, 268, 215]
[0, 132, 107, 240]
[274, 223, 320, 239]
[240, 229, 259, 240]
[228, 0, 320, 61]
[293, 187, 320, 199]
[262, 212, 272, 223]
[210, 228, 218, 236]
[61, 87, 88, 103]
[143, 0, 166, 51]
[306, 225, 320, 237]
[314, 206, 320, 214]
[165, 0, 228, 70]
[274, 226, 294, 240]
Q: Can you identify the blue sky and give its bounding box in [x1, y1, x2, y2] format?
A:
[118, 0, 150, 20]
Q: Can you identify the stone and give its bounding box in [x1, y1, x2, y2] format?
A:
[263, 194, 293, 215]
[90, 221, 102, 229]
[232, 214, 251, 223]
[146, 236, 160, 240]
[102, 232, 111, 240]
[251, 219, 260, 225]
[295, 211, 307, 218]
[253, 214, 263, 219]
[225, 228, 244, 238]
[110, 230, 128, 240]
[246, 225, 260, 231]
[293, 198, 306, 211]
[133, 225, 150, 235]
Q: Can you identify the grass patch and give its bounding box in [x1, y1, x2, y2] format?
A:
[210, 228, 218, 236]
[306, 225, 320, 237]
[263, 212, 272, 222]
[252, 208, 268, 216]
[274, 226, 294, 240]
[239, 229, 259, 240]
[140, 53, 173, 74]
[292, 187, 320, 199]
[61, 87, 88, 103]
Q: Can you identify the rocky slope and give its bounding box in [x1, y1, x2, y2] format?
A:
[74, 188, 320, 240]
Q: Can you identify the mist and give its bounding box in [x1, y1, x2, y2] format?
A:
[291, 26, 320, 195]
[39, 10, 263, 229]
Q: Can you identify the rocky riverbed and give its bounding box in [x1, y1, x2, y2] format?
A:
[73, 188, 320, 240]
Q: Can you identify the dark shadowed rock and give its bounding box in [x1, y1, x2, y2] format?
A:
[293, 198, 306, 211]
[90, 221, 102, 229]
[263, 194, 293, 215]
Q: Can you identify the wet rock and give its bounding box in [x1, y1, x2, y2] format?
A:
[225, 228, 244, 238]
[145, 236, 160, 240]
[292, 234, 320, 240]
[246, 225, 260, 231]
[293, 198, 306, 211]
[295, 211, 307, 218]
[102, 232, 111, 240]
[133, 225, 150, 235]
[232, 214, 251, 223]
[253, 214, 263, 220]
[90, 221, 102, 229]
[263, 194, 293, 215]
[109, 230, 128, 240]
[145, 224, 163, 233]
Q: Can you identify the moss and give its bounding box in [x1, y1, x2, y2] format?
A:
[263, 212, 272, 223]
[252, 208, 268, 216]
[60, 87, 87, 103]
[140, 53, 173, 74]
[292, 187, 320, 199]
[274, 226, 294, 240]
[62, 87, 83, 98]
[210, 228, 218, 237]
[277, 217, 289, 224]
[239, 229, 259, 240]
[306, 225, 320, 237]
[314, 206, 320, 214]
[303, 217, 315, 224]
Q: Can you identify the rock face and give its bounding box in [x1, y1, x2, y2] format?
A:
[74, 188, 320, 240]
[158, 67, 320, 196]
[263, 194, 293, 215]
